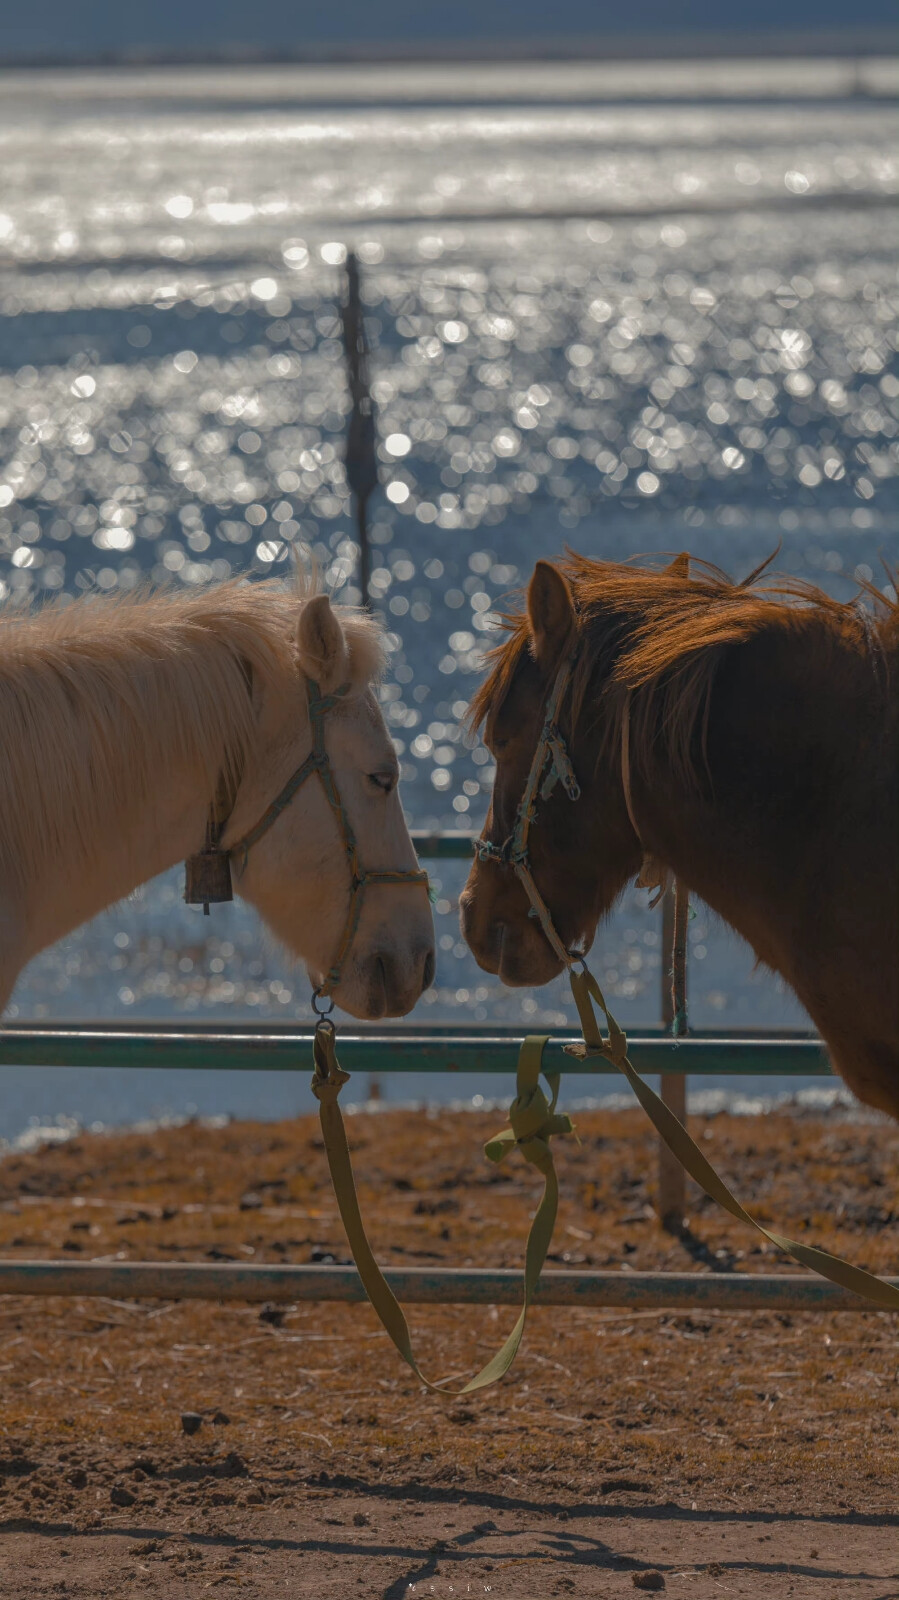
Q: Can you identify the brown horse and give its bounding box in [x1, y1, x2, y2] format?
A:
[461, 554, 899, 1120]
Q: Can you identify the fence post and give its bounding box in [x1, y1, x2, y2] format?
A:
[657, 882, 688, 1231]
[341, 250, 378, 608]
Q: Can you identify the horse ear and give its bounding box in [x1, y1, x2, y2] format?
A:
[527, 561, 576, 669]
[296, 594, 350, 692]
[667, 552, 690, 579]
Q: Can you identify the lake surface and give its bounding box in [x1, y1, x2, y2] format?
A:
[0, 59, 895, 1139]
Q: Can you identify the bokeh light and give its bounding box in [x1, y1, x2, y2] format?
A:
[0, 64, 895, 1036]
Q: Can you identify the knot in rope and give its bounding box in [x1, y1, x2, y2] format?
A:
[510, 1083, 571, 1149]
[474, 837, 508, 866]
[307, 683, 351, 719]
[311, 1068, 350, 1106]
[540, 733, 581, 803]
[311, 1021, 351, 1105]
[484, 1044, 573, 1174]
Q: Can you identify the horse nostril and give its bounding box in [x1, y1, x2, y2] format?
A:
[422, 950, 435, 990]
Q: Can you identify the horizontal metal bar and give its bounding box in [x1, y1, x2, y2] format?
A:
[0, 1261, 889, 1311]
[410, 829, 476, 860]
[0, 1031, 831, 1075]
[0, 1020, 814, 1040]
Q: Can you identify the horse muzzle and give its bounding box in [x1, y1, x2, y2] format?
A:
[460, 889, 565, 988]
[336, 941, 435, 1020]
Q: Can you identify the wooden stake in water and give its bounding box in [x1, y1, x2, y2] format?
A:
[341, 251, 379, 608]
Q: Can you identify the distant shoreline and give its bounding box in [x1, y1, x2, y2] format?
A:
[0, 53, 895, 111]
[2, 29, 897, 72]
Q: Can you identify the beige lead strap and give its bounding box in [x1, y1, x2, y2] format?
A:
[311, 1021, 574, 1393]
[567, 964, 899, 1312]
[311, 960, 897, 1409]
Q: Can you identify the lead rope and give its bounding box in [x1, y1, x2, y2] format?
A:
[311, 656, 897, 1403]
[312, 937, 898, 1407]
[564, 963, 899, 1310]
[312, 1021, 574, 1392]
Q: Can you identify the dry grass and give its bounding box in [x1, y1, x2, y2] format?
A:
[0, 1102, 895, 1527]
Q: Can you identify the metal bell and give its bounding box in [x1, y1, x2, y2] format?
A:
[184, 848, 233, 914]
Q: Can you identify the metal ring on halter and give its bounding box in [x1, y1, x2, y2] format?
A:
[568, 954, 588, 976]
[312, 989, 336, 1018]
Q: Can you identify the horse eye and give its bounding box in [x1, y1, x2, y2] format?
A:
[368, 769, 397, 794]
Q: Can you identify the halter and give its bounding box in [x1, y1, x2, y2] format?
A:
[185, 676, 429, 1004]
[474, 655, 582, 969]
[474, 656, 673, 965]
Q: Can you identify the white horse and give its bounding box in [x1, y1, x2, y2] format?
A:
[0, 578, 434, 1019]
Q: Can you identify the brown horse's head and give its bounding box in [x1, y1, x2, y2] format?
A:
[460, 558, 647, 986]
[461, 547, 807, 986]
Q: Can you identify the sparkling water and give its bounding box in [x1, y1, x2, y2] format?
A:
[0, 61, 896, 1135]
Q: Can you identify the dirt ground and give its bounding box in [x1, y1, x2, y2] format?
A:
[0, 1100, 896, 1598]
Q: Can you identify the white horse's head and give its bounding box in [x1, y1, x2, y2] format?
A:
[225, 591, 435, 1020]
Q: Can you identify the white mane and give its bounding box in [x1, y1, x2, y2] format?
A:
[0, 577, 384, 894]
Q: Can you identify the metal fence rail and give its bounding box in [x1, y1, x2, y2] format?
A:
[0, 1027, 829, 1076]
[2, 1263, 893, 1312]
[0, 829, 867, 1316]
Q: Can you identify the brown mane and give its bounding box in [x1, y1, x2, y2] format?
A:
[470, 554, 897, 790]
